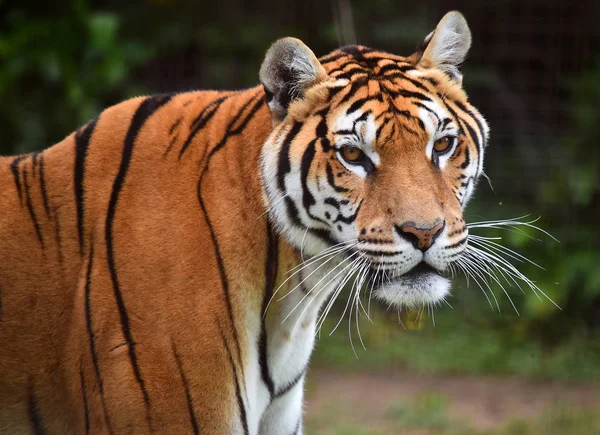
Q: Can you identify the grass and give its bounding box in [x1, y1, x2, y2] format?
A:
[306, 393, 600, 435]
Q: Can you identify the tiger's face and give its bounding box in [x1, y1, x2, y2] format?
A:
[261, 12, 488, 308]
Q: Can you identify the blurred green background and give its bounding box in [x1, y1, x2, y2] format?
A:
[1, 0, 599, 433]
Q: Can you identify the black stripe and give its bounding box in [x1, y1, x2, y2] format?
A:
[451, 100, 483, 174]
[171, 341, 199, 435]
[27, 380, 46, 435]
[31, 152, 39, 176]
[196, 91, 264, 404]
[169, 117, 182, 135]
[38, 153, 51, 216]
[80, 364, 90, 435]
[325, 162, 349, 193]
[382, 71, 430, 92]
[284, 197, 336, 247]
[10, 155, 27, 204]
[22, 167, 44, 249]
[292, 418, 301, 435]
[274, 367, 306, 399]
[438, 96, 480, 176]
[217, 320, 249, 435]
[447, 226, 467, 237]
[453, 100, 486, 144]
[276, 121, 303, 193]
[333, 67, 370, 81]
[300, 140, 327, 225]
[389, 89, 431, 103]
[413, 102, 441, 124]
[346, 96, 380, 115]
[445, 237, 468, 250]
[105, 94, 172, 423]
[259, 221, 279, 399]
[460, 147, 471, 169]
[337, 77, 368, 106]
[376, 116, 393, 139]
[204, 93, 264, 162]
[75, 117, 99, 256]
[360, 248, 402, 257]
[84, 244, 114, 435]
[178, 95, 232, 158]
[333, 199, 362, 224]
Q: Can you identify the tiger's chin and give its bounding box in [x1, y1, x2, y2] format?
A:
[374, 264, 451, 308]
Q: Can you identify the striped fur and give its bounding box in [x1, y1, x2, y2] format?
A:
[0, 11, 487, 434]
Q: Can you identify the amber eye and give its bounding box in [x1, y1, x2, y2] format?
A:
[433, 136, 455, 154]
[340, 146, 365, 162]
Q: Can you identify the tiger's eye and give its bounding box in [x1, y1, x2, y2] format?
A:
[434, 137, 452, 153]
[340, 146, 364, 162]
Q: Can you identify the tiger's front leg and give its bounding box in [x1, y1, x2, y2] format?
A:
[258, 259, 345, 435]
[258, 382, 304, 435]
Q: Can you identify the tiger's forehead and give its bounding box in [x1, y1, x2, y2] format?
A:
[319, 45, 470, 106]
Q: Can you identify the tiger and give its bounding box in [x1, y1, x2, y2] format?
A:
[0, 10, 488, 435]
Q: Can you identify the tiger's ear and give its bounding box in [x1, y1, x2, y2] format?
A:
[260, 37, 327, 123]
[414, 11, 472, 84]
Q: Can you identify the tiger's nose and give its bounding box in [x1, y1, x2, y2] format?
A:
[395, 221, 445, 252]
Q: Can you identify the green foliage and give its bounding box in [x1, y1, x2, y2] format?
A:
[313, 306, 600, 383]
[0, 2, 156, 154]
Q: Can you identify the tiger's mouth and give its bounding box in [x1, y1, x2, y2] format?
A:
[391, 262, 441, 282]
[371, 262, 451, 308]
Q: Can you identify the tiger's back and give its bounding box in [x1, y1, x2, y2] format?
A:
[0, 89, 277, 433]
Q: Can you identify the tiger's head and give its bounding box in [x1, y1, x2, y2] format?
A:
[260, 11, 489, 308]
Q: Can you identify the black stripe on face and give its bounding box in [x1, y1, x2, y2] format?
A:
[171, 341, 199, 435]
[80, 364, 90, 435]
[259, 221, 279, 399]
[450, 100, 483, 173]
[391, 89, 432, 102]
[75, 117, 99, 256]
[300, 140, 327, 225]
[105, 94, 172, 422]
[84, 244, 114, 435]
[453, 100, 486, 145]
[337, 78, 368, 106]
[444, 237, 467, 250]
[276, 121, 303, 193]
[274, 367, 306, 399]
[178, 94, 232, 158]
[346, 96, 381, 115]
[333, 199, 362, 224]
[10, 155, 27, 204]
[413, 102, 441, 124]
[438, 95, 481, 177]
[22, 167, 44, 249]
[459, 147, 471, 169]
[382, 71, 431, 92]
[326, 162, 349, 193]
[217, 320, 249, 435]
[27, 380, 46, 435]
[391, 110, 425, 138]
[38, 153, 51, 217]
